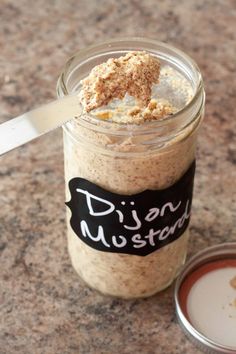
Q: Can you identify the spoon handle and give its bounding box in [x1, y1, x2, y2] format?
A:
[0, 94, 81, 156]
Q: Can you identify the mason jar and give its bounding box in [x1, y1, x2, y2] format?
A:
[57, 38, 205, 299]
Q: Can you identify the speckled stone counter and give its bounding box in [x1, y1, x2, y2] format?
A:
[0, 1, 235, 353]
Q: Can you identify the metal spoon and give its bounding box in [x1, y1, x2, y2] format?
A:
[0, 94, 81, 156]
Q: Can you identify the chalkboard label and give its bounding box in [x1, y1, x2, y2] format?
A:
[66, 161, 195, 256]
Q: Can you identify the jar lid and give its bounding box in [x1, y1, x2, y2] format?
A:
[174, 243, 236, 353]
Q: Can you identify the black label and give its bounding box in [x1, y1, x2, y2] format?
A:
[66, 161, 195, 256]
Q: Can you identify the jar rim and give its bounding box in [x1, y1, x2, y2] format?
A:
[57, 37, 205, 136]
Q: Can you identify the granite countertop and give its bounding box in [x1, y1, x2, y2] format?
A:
[0, 1, 235, 353]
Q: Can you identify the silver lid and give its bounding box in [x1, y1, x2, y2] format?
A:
[174, 243, 236, 354]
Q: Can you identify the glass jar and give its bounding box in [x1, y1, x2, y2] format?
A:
[57, 38, 205, 299]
